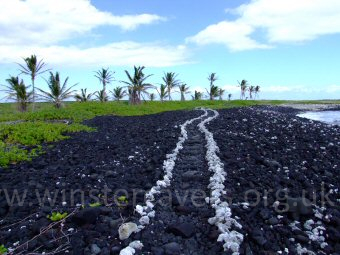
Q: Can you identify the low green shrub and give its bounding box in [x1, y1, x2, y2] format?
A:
[0, 122, 93, 146]
[0, 244, 8, 254]
[0, 122, 93, 166]
[0, 141, 42, 167]
[89, 202, 102, 208]
[47, 212, 68, 222]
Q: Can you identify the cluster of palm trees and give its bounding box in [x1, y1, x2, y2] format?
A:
[3, 76, 33, 112]
[205, 73, 229, 101]
[2, 55, 78, 111]
[1, 55, 262, 111]
[238, 80, 260, 100]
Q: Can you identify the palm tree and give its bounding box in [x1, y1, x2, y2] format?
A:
[18, 55, 49, 111]
[156, 84, 169, 102]
[162, 72, 180, 101]
[94, 68, 114, 97]
[207, 73, 219, 100]
[74, 88, 93, 102]
[3, 76, 32, 112]
[218, 88, 225, 100]
[192, 90, 203, 100]
[95, 89, 109, 102]
[178, 83, 190, 101]
[149, 93, 155, 101]
[248, 85, 255, 99]
[254, 85, 260, 99]
[205, 85, 218, 100]
[208, 73, 218, 87]
[122, 66, 153, 105]
[206, 85, 219, 100]
[37, 72, 77, 108]
[228, 93, 232, 101]
[238, 80, 248, 100]
[111, 87, 127, 101]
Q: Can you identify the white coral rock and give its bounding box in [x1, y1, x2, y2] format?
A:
[118, 223, 138, 240]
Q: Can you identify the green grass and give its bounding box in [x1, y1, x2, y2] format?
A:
[0, 99, 339, 167]
[0, 100, 287, 122]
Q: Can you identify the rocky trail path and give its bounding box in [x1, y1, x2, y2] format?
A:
[119, 109, 243, 255]
[135, 111, 220, 254]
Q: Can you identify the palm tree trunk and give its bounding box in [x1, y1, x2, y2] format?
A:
[128, 90, 132, 104]
[131, 91, 135, 104]
[138, 91, 141, 104]
[133, 91, 137, 105]
[181, 93, 185, 101]
[32, 77, 35, 112]
[132, 90, 140, 105]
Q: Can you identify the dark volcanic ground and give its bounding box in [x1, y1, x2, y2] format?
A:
[208, 106, 340, 254]
[0, 106, 339, 255]
[0, 110, 201, 254]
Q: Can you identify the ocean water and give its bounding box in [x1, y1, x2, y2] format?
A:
[297, 111, 340, 125]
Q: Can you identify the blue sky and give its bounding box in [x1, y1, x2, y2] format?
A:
[1, 0, 340, 101]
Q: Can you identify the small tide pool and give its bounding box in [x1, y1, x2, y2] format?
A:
[297, 111, 340, 125]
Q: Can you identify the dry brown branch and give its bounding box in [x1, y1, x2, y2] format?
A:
[9, 209, 78, 255]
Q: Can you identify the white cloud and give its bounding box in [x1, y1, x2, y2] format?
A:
[187, 21, 271, 51]
[0, 42, 190, 68]
[188, 0, 340, 51]
[0, 0, 189, 68]
[236, 0, 340, 43]
[0, 0, 165, 46]
[325, 85, 340, 93]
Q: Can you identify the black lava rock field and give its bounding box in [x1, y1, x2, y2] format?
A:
[0, 106, 339, 255]
[208, 106, 340, 255]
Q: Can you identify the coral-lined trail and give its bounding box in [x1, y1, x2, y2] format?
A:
[120, 109, 242, 254]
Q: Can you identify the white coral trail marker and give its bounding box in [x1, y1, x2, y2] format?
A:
[119, 110, 209, 255]
[198, 109, 244, 255]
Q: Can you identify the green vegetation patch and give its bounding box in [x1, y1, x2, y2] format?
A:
[0, 121, 93, 167]
[0, 244, 8, 255]
[47, 211, 68, 222]
[0, 141, 42, 167]
[0, 122, 93, 145]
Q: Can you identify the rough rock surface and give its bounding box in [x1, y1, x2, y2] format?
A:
[0, 110, 201, 254]
[208, 106, 340, 254]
